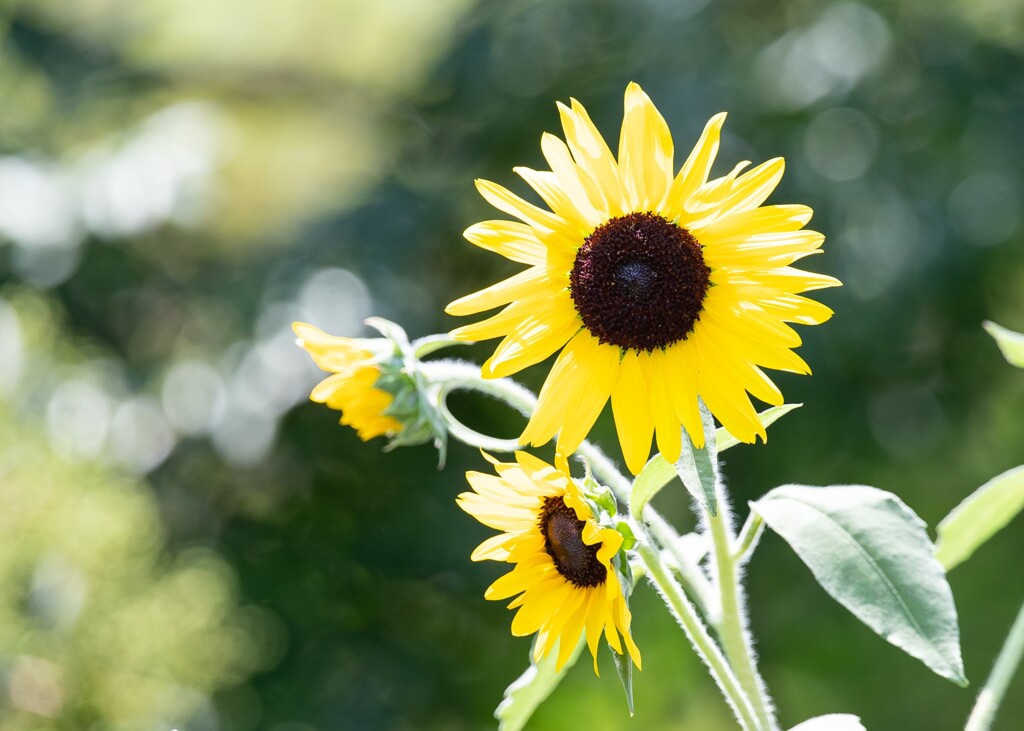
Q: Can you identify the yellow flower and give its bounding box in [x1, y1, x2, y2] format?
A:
[458, 451, 641, 673]
[293, 322, 403, 440]
[446, 83, 840, 474]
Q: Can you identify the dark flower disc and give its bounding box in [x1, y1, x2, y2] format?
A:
[569, 212, 711, 351]
[539, 497, 607, 588]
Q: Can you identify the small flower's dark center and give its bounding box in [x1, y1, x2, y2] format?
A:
[539, 496, 606, 589]
[569, 212, 711, 351]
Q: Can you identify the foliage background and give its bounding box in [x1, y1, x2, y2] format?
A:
[0, 0, 1022, 728]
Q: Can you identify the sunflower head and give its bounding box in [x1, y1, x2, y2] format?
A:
[457, 451, 641, 673]
[447, 83, 841, 474]
[293, 321, 405, 441]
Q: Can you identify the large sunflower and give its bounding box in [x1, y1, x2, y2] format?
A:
[293, 322, 403, 440]
[458, 451, 640, 673]
[446, 83, 840, 474]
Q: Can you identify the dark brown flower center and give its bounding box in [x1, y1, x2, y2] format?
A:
[539, 496, 606, 588]
[569, 212, 711, 351]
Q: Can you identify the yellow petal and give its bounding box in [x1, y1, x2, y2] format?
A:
[521, 331, 619, 452]
[618, 82, 674, 211]
[449, 293, 556, 342]
[641, 350, 682, 463]
[663, 112, 726, 217]
[709, 157, 786, 221]
[696, 203, 813, 239]
[482, 298, 580, 378]
[445, 266, 555, 317]
[557, 98, 625, 215]
[463, 220, 550, 265]
[661, 340, 704, 446]
[515, 167, 594, 232]
[475, 179, 577, 241]
[555, 337, 621, 457]
[611, 349, 655, 475]
[540, 132, 607, 223]
[704, 230, 826, 269]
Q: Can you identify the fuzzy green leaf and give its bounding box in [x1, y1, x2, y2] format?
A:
[612, 648, 634, 716]
[984, 320, 1024, 368]
[752, 484, 966, 685]
[935, 465, 1024, 571]
[495, 638, 584, 731]
[630, 404, 800, 518]
[716, 402, 802, 451]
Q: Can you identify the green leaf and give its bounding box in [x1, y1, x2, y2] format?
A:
[752, 484, 966, 685]
[788, 715, 866, 731]
[674, 400, 719, 516]
[612, 648, 634, 716]
[935, 465, 1024, 571]
[495, 638, 584, 731]
[984, 320, 1024, 368]
[629, 404, 800, 518]
[716, 403, 802, 452]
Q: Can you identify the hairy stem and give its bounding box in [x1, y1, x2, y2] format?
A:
[707, 493, 777, 731]
[965, 599, 1024, 731]
[635, 532, 758, 731]
[734, 512, 765, 564]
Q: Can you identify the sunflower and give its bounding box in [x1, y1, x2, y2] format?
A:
[458, 451, 640, 673]
[293, 322, 403, 440]
[446, 83, 840, 474]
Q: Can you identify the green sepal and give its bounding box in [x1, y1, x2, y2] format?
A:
[364, 316, 413, 356]
[674, 399, 720, 516]
[616, 520, 636, 552]
[576, 454, 617, 516]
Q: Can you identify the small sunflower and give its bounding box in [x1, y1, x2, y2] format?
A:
[446, 83, 840, 474]
[293, 322, 403, 440]
[458, 451, 641, 673]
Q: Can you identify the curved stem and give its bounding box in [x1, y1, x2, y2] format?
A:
[965, 599, 1024, 731]
[707, 497, 777, 731]
[434, 394, 523, 453]
[420, 360, 539, 416]
[635, 530, 759, 731]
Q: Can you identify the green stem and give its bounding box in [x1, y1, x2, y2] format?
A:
[733, 512, 765, 564]
[635, 532, 759, 731]
[646, 513, 717, 620]
[708, 495, 777, 731]
[965, 599, 1024, 731]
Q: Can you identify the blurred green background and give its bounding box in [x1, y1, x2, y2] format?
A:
[0, 0, 1022, 728]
